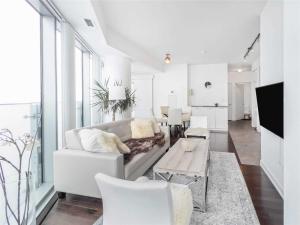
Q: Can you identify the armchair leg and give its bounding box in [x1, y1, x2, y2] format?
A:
[57, 192, 66, 199]
[179, 125, 183, 137]
[169, 125, 172, 137]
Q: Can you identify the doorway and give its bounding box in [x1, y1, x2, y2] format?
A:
[228, 81, 261, 166]
[229, 82, 251, 121]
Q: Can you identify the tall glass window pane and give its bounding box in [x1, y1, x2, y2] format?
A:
[0, 0, 41, 208]
[90, 55, 94, 123]
[75, 47, 83, 127]
[56, 30, 63, 148]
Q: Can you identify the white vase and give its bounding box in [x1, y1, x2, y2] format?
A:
[0, 173, 36, 225]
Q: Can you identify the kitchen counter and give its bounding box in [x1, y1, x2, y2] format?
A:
[191, 105, 228, 108]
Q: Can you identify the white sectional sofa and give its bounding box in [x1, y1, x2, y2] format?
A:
[53, 119, 170, 198]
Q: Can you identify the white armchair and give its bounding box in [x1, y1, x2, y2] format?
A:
[95, 173, 193, 225]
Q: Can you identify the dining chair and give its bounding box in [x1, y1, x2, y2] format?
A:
[159, 106, 169, 126]
[168, 108, 183, 137]
[94, 173, 193, 225]
[160, 106, 169, 117]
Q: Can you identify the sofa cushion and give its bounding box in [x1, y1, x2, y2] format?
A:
[125, 144, 159, 177]
[93, 119, 132, 142]
[65, 130, 84, 150]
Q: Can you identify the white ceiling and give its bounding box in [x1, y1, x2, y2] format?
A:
[51, 0, 265, 72]
[92, 0, 266, 66]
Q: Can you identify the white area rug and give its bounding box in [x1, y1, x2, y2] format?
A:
[94, 151, 260, 225]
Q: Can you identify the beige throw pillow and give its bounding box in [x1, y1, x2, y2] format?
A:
[134, 118, 161, 134]
[151, 118, 161, 133]
[131, 119, 155, 139]
[78, 129, 130, 154]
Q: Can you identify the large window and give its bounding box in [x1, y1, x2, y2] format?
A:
[56, 30, 63, 148]
[0, 0, 99, 218]
[75, 46, 83, 128]
[0, 0, 58, 212]
[0, 0, 42, 189]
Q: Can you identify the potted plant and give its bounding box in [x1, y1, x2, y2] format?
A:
[93, 79, 135, 121]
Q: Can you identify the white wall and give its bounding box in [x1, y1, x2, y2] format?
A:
[243, 83, 251, 114]
[251, 60, 261, 129]
[283, 0, 300, 224]
[102, 55, 131, 122]
[153, 64, 188, 117]
[132, 74, 153, 118]
[189, 63, 228, 106]
[260, 0, 284, 197]
[228, 71, 254, 83]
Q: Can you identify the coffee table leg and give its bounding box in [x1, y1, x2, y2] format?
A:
[203, 173, 208, 212]
[185, 176, 208, 212]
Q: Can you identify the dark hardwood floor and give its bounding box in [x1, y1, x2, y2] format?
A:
[41, 131, 283, 225]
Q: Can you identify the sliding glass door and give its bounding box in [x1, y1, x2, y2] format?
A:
[0, 0, 58, 211]
[0, 1, 101, 219]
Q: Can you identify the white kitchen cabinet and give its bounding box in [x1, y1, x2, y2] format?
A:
[191, 106, 228, 131]
[215, 107, 228, 130]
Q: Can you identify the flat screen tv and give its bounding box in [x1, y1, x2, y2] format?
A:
[256, 82, 283, 138]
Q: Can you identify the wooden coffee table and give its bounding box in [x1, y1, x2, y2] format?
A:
[153, 138, 210, 212]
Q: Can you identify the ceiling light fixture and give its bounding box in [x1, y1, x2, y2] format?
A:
[237, 69, 243, 73]
[164, 54, 171, 64]
[243, 33, 260, 60]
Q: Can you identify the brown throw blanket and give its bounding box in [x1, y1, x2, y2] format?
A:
[123, 132, 165, 164]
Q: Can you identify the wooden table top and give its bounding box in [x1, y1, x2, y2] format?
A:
[154, 138, 209, 177]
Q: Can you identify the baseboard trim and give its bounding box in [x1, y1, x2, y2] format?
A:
[260, 160, 284, 198]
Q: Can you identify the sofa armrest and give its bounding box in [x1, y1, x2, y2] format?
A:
[54, 149, 124, 198]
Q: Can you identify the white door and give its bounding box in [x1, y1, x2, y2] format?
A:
[235, 84, 244, 120]
[132, 76, 153, 118]
[228, 83, 233, 120]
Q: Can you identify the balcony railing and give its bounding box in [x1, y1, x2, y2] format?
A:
[0, 102, 42, 189]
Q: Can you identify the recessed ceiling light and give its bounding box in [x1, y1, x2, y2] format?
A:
[237, 69, 243, 73]
[164, 54, 171, 64]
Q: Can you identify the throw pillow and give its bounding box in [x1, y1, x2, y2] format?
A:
[131, 119, 155, 139]
[134, 118, 161, 133]
[151, 118, 161, 133]
[78, 129, 130, 154]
